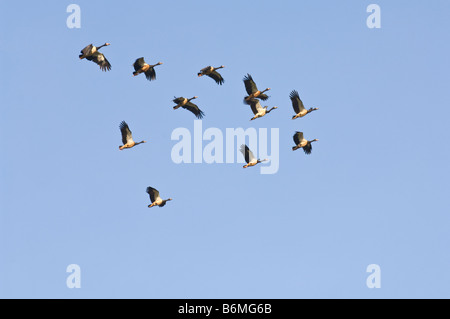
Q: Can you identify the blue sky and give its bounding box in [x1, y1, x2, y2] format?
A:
[1, 0, 450, 298]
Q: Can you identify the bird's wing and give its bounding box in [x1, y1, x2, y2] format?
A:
[80, 44, 94, 56]
[290, 90, 305, 113]
[244, 99, 263, 115]
[173, 97, 185, 104]
[240, 144, 256, 163]
[119, 121, 134, 145]
[133, 58, 146, 71]
[146, 187, 160, 203]
[244, 98, 263, 114]
[293, 131, 304, 146]
[182, 102, 205, 119]
[200, 66, 212, 74]
[90, 52, 111, 71]
[258, 93, 270, 101]
[208, 70, 224, 85]
[243, 74, 258, 95]
[303, 143, 312, 155]
[144, 67, 156, 81]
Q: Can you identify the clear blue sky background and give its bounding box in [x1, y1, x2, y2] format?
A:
[1, 0, 450, 298]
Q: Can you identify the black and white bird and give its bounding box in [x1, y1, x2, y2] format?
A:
[197, 65, 225, 85]
[79, 43, 111, 71]
[290, 90, 318, 119]
[292, 131, 318, 154]
[146, 187, 172, 208]
[119, 121, 146, 150]
[243, 74, 270, 101]
[133, 57, 163, 81]
[240, 144, 268, 168]
[172, 96, 205, 119]
[244, 98, 277, 121]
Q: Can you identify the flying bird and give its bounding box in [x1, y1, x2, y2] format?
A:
[244, 98, 277, 121]
[197, 65, 225, 85]
[79, 43, 111, 71]
[119, 121, 146, 150]
[243, 74, 270, 101]
[146, 187, 172, 208]
[172, 96, 205, 119]
[292, 131, 318, 154]
[290, 90, 319, 119]
[240, 144, 268, 168]
[133, 57, 163, 81]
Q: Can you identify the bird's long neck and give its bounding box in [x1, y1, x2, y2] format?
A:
[96, 43, 107, 50]
[308, 107, 319, 113]
[214, 65, 224, 70]
[310, 139, 318, 143]
[257, 158, 268, 163]
[136, 141, 145, 145]
[267, 107, 277, 113]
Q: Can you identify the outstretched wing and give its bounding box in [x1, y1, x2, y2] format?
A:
[88, 51, 111, 71]
[245, 98, 263, 115]
[144, 67, 156, 81]
[119, 121, 134, 145]
[133, 58, 146, 71]
[240, 144, 256, 164]
[258, 93, 270, 101]
[243, 74, 258, 95]
[173, 96, 186, 104]
[303, 143, 312, 155]
[182, 102, 205, 119]
[293, 131, 304, 146]
[290, 90, 305, 114]
[200, 66, 213, 74]
[80, 44, 94, 57]
[207, 70, 224, 85]
[146, 187, 160, 203]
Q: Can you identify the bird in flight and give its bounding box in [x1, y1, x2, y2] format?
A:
[133, 57, 163, 81]
[197, 65, 225, 85]
[172, 96, 205, 119]
[118, 121, 146, 150]
[240, 144, 268, 168]
[79, 43, 111, 71]
[146, 187, 172, 208]
[292, 131, 318, 154]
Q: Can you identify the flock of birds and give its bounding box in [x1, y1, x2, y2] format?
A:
[79, 42, 320, 208]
